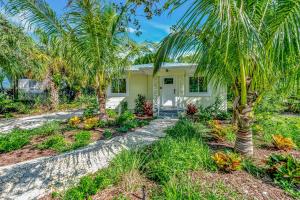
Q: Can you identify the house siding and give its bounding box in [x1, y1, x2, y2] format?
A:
[107, 67, 227, 112]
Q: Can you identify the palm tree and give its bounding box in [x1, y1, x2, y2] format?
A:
[30, 30, 71, 110]
[154, 0, 300, 156]
[0, 14, 34, 99]
[4, 0, 138, 119]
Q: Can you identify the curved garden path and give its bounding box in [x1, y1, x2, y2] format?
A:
[0, 118, 177, 200]
[0, 109, 83, 134]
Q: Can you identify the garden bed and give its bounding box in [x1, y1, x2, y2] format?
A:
[0, 111, 153, 167]
[40, 114, 300, 200]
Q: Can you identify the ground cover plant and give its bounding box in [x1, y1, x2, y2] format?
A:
[0, 109, 153, 166]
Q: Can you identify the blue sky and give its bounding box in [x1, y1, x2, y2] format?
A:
[45, 0, 189, 43]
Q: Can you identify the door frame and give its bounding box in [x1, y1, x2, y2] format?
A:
[160, 76, 176, 108]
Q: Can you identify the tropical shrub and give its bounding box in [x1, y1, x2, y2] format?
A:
[107, 109, 118, 119]
[212, 152, 242, 172]
[266, 154, 300, 192]
[143, 101, 153, 116]
[117, 126, 129, 133]
[197, 97, 230, 121]
[134, 94, 146, 115]
[72, 131, 91, 149]
[103, 129, 113, 139]
[186, 103, 198, 116]
[83, 117, 99, 130]
[116, 111, 135, 126]
[120, 100, 128, 114]
[83, 107, 94, 119]
[208, 120, 227, 141]
[68, 116, 81, 127]
[272, 134, 295, 151]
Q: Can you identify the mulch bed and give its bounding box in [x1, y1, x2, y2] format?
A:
[0, 130, 102, 167]
[191, 170, 293, 200]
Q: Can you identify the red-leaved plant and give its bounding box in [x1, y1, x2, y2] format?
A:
[186, 103, 198, 116]
[143, 101, 153, 116]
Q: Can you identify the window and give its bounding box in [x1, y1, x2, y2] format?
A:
[164, 78, 173, 84]
[111, 78, 127, 94]
[189, 77, 207, 93]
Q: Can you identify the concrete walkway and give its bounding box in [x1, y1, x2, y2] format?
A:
[0, 118, 177, 200]
[0, 110, 83, 134]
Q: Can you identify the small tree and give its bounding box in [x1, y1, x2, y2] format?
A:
[154, 0, 300, 156]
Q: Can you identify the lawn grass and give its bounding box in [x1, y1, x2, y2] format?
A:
[254, 113, 300, 147]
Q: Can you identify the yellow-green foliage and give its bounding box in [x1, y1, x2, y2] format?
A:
[212, 152, 242, 172]
[208, 120, 227, 141]
[272, 134, 295, 151]
[68, 116, 81, 127]
[83, 117, 99, 130]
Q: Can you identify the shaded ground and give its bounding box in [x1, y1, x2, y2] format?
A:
[0, 109, 83, 134]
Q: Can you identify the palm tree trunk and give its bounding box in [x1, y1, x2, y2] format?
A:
[96, 86, 107, 120]
[234, 103, 254, 156]
[49, 78, 59, 110]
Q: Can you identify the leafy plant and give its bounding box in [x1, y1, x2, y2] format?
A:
[103, 129, 113, 139]
[83, 117, 99, 130]
[272, 134, 295, 151]
[37, 134, 69, 152]
[208, 120, 227, 141]
[83, 107, 94, 119]
[120, 100, 128, 114]
[143, 100, 153, 116]
[266, 154, 300, 195]
[197, 97, 230, 121]
[117, 126, 129, 133]
[0, 130, 30, 153]
[107, 109, 118, 119]
[134, 94, 146, 115]
[186, 103, 198, 116]
[72, 131, 91, 149]
[68, 116, 81, 127]
[116, 111, 135, 126]
[212, 152, 242, 172]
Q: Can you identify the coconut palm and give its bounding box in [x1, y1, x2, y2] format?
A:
[154, 0, 300, 156]
[4, 0, 138, 118]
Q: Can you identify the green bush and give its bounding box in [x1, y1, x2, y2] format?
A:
[103, 129, 113, 139]
[107, 109, 118, 119]
[116, 111, 135, 126]
[37, 134, 69, 152]
[78, 176, 98, 197]
[197, 97, 230, 121]
[134, 94, 146, 115]
[72, 131, 91, 149]
[117, 126, 129, 133]
[0, 130, 30, 153]
[254, 114, 300, 147]
[0, 122, 62, 153]
[83, 107, 94, 119]
[63, 188, 85, 200]
[267, 154, 300, 187]
[120, 100, 128, 114]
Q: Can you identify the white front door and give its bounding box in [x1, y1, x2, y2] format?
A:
[161, 77, 176, 107]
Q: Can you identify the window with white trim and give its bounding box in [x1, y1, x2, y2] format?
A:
[111, 78, 127, 94]
[189, 77, 208, 93]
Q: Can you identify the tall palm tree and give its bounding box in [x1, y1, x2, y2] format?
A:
[154, 0, 300, 156]
[4, 0, 138, 118]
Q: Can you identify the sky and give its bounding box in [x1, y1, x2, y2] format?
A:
[44, 0, 189, 43]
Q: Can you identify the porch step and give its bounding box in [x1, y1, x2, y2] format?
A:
[158, 109, 184, 119]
